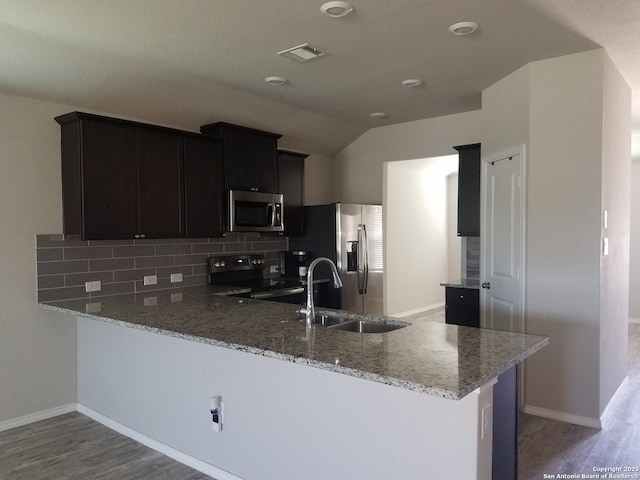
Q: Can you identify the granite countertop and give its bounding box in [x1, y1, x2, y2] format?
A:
[440, 279, 481, 290]
[42, 285, 548, 400]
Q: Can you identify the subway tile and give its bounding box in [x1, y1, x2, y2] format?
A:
[187, 237, 211, 244]
[192, 264, 208, 275]
[38, 286, 89, 303]
[36, 234, 87, 248]
[156, 265, 193, 278]
[156, 244, 192, 255]
[65, 271, 114, 287]
[90, 257, 135, 272]
[174, 254, 209, 266]
[181, 274, 208, 287]
[192, 243, 225, 254]
[134, 238, 186, 245]
[64, 246, 113, 260]
[135, 256, 175, 268]
[252, 241, 286, 251]
[114, 268, 156, 283]
[38, 275, 65, 289]
[222, 242, 250, 253]
[37, 248, 63, 262]
[88, 239, 135, 246]
[264, 251, 285, 260]
[113, 245, 155, 258]
[91, 282, 135, 297]
[38, 260, 89, 275]
[243, 232, 261, 240]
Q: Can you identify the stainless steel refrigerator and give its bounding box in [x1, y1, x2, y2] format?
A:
[289, 203, 383, 315]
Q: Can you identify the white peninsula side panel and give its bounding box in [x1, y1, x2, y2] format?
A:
[77, 317, 493, 480]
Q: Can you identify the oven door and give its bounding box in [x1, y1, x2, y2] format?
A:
[228, 190, 284, 232]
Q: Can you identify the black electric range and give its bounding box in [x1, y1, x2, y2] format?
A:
[208, 254, 306, 303]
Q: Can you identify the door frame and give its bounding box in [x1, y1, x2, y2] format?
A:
[480, 144, 528, 405]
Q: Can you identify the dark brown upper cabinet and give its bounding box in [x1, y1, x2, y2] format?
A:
[454, 143, 481, 237]
[56, 112, 224, 241]
[278, 150, 308, 236]
[200, 122, 282, 194]
[183, 136, 225, 238]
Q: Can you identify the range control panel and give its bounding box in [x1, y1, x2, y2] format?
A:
[208, 254, 266, 273]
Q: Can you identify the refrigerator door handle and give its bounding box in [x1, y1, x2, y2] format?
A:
[361, 224, 369, 294]
[357, 225, 365, 294]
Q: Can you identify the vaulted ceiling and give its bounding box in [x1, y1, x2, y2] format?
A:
[0, 0, 637, 154]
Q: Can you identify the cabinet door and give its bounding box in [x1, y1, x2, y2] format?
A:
[81, 120, 138, 240]
[184, 137, 225, 238]
[136, 130, 185, 239]
[222, 128, 251, 191]
[455, 143, 481, 236]
[278, 151, 306, 235]
[445, 287, 480, 327]
[249, 135, 278, 193]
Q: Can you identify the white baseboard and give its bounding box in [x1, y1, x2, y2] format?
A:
[0, 403, 77, 433]
[78, 404, 243, 480]
[629, 317, 640, 324]
[599, 376, 630, 429]
[523, 404, 602, 429]
[393, 302, 445, 318]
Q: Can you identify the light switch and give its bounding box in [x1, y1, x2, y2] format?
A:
[603, 237, 609, 256]
[143, 275, 157, 286]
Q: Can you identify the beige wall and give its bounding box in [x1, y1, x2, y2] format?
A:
[598, 53, 631, 413]
[0, 93, 77, 423]
[334, 111, 482, 204]
[303, 153, 334, 205]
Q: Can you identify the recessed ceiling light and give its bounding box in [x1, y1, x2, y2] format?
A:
[448, 21, 479, 36]
[265, 76, 287, 86]
[321, 1, 354, 18]
[401, 79, 423, 88]
[278, 43, 329, 63]
[369, 112, 387, 119]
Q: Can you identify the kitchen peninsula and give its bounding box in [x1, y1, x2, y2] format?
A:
[43, 286, 547, 480]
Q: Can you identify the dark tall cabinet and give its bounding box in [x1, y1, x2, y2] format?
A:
[278, 150, 307, 236]
[454, 143, 481, 236]
[444, 287, 479, 327]
[200, 122, 282, 193]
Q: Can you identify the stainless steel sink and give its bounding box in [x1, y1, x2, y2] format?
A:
[328, 320, 406, 333]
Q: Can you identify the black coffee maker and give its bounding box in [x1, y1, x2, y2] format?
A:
[284, 250, 310, 278]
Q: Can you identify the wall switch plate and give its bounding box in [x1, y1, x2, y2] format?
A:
[85, 280, 101, 292]
[603, 210, 608, 228]
[143, 275, 157, 286]
[603, 237, 609, 256]
[170, 273, 183, 283]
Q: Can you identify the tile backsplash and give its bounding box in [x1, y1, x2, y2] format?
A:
[36, 233, 287, 302]
[465, 236, 480, 280]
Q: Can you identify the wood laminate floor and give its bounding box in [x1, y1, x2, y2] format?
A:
[0, 413, 212, 479]
[519, 323, 640, 479]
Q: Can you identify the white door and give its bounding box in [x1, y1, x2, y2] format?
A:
[481, 150, 525, 333]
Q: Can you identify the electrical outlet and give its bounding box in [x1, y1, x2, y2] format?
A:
[269, 265, 280, 274]
[170, 273, 183, 283]
[143, 296, 157, 306]
[85, 280, 101, 292]
[143, 275, 157, 286]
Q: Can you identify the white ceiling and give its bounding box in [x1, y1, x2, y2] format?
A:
[0, 0, 637, 154]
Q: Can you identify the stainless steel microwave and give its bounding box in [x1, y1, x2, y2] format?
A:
[227, 190, 284, 232]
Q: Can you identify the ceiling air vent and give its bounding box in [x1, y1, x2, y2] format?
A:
[277, 43, 329, 63]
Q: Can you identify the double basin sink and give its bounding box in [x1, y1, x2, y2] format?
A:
[310, 312, 408, 334]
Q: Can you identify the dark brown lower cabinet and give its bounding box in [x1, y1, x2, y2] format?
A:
[445, 287, 479, 327]
[493, 366, 518, 480]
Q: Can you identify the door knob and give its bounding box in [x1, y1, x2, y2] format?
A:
[481, 282, 491, 289]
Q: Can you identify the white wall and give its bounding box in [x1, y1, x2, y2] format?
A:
[334, 111, 482, 204]
[78, 317, 493, 480]
[0, 93, 77, 423]
[383, 156, 458, 315]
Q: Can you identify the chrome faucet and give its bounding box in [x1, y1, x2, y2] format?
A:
[300, 257, 343, 328]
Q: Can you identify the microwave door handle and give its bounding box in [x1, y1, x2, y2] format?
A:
[266, 203, 274, 227]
